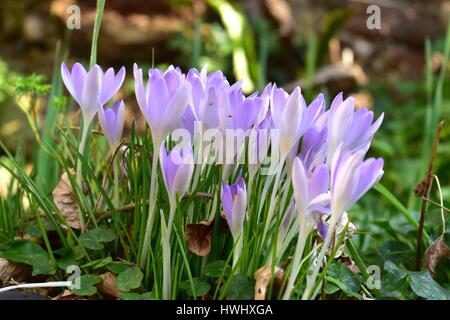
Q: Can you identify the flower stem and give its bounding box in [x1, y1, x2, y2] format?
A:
[282, 219, 310, 300]
[301, 212, 340, 300]
[76, 123, 89, 232]
[140, 143, 160, 268]
[162, 200, 177, 299]
[232, 233, 243, 269]
[113, 152, 120, 207]
[261, 161, 284, 245]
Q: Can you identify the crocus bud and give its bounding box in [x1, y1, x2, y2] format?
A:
[98, 100, 125, 150]
[61, 63, 125, 126]
[159, 144, 194, 203]
[221, 175, 247, 240]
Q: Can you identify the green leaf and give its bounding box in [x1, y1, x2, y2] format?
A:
[79, 227, 116, 250]
[25, 220, 56, 237]
[71, 274, 102, 296]
[409, 271, 450, 300]
[204, 260, 231, 278]
[106, 262, 130, 275]
[117, 266, 143, 292]
[56, 250, 77, 271]
[381, 260, 410, 295]
[0, 240, 54, 275]
[225, 274, 254, 300]
[120, 292, 154, 300]
[179, 277, 210, 297]
[326, 262, 361, 295]
[119, 293, 142, 300]
[324, 282, 340, 295]
[81, 257, 113, 269]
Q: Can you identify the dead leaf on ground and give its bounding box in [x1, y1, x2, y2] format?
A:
[254, 265, 286, 300]
[185, 219, 214, 256]
[185, 214, 230, 256]
[52, 169, 86, 229]
[424, 237, 450, 275]
[0, 258, 31, 283]
[98, 272, 120, 298]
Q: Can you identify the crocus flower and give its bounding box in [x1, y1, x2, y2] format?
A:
[221, 175, 247, 240]
[61, 63, 125, 125]
[270, 85, 323, 159]
[292, 157, 330, 238]
[159, 144, 194, 203]
[98, 100, 125, 150]
[330, 145, 384, 216]
[218, 87, 264, 131]
[327, 94, 384, 163]
[134, 64, 192, 147]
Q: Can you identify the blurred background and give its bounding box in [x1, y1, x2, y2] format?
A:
[0, 0, 450, 271]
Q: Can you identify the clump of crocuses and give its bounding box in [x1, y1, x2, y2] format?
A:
[61, 61, 384, 300]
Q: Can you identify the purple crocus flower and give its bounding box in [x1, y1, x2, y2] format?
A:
[330, 145, 384, 215]
[218, 87, 264, 131]
[61, 63, 125, 125]
[98, 100, 125, 149]
[327, 93, 384, 163]
[134, 64, 192, 147]
[270, 85, 323, 159]
[159, 144, 194, 203]
[221, 175, 247, 240]
[292, 157, 331, 238]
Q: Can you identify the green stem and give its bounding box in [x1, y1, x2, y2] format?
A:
[232, 233, 243, 269]
[113, 152, 119, 207]
[140, 143, 160, 268]
[75, 123, 89, 231]
[89, 0, 105, 67]
[162, 200, 177, 299]
[282, 218, 310, 300]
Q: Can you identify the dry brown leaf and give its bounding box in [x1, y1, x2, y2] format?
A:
[185, 214, 230, 256]
[52, 170, 82, 229]
[0, 258, 31, 283]
[254, 265, 285, 300]
[185, 219, 214, 256]
[424, 237, 450, 275]
[98, 272, 120, 298]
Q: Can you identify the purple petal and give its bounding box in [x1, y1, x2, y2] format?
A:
[350, 158, 384, 204]
[308, 164, 329, 199]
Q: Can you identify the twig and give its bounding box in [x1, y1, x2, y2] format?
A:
[415, 121, 444, 271]
[423, 197, 450, 214]
[95, 192, 214, 223]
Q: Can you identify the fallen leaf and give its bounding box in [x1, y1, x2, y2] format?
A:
[0, 258, 31, 283]
[98, 272, 120, 298]
[424, 237, 450, 275]
[254, 265, 285, 300]
[185, 219, 214, 256]
[52, 170, 82, 229]
[185, 214, 229, 256]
